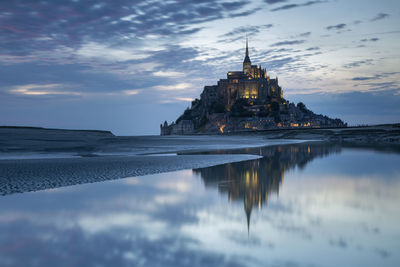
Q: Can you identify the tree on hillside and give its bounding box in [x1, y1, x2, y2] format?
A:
[297, 102, 307, 111]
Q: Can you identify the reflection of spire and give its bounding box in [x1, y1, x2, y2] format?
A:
[193, 143, 341, 236]
[244, 196, 252, 236]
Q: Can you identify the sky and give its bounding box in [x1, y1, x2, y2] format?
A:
[0, 0, 399, 135]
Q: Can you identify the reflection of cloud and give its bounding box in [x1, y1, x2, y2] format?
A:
[154, 194, 185, 205]
[78, 213, 160, 233]
[156, 175, 193, 193]
[374, 248, 390, 258]
[329, 237, 348, 248]
[0, 220, 250, 267]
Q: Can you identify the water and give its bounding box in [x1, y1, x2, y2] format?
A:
[0, 142, 399, 267]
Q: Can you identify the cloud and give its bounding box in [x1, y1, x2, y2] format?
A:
[153, 70, 185, 78]
[264, 0, 288, 4]
[360, 38, 379, 42]
[352, 75, 381, 81]
[218, 24, 274, 43]
[154, 83, 192, 91]
[265, 57, 296, 69]
[271, 40, 305, 46]
[298, 32, 311, 37]
[123, 89, 141, 95]
[364, 81, 398, 91]
[175, 97, 194, 102]
[76, 42, 150, 62]
[306, 47, 320, 51]
[326, 23, 346, 30]
[9, 83, 82, 96]
[220, 24, 274, 38]
[270, 1, 325, 12]
[370, 13, 390, 22]
[350, 72, 399, 82]
[343, 59, 373, 69]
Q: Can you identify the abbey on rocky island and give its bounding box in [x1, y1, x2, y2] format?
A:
[161, 39, 345, 135]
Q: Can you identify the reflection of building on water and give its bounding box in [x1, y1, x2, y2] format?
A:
[193, 143, 341, 233]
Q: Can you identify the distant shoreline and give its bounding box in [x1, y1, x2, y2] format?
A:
[0, 125, 114, 135]
[1, 123, 399, 136]
[0, 124, 399, 151]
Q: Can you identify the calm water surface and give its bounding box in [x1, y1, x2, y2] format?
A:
[0, 143, 399, 267]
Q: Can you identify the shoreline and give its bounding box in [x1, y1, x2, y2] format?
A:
[0, 125, 398, 195]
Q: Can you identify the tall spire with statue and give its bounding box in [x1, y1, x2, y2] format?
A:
[243, 36, 251, 74]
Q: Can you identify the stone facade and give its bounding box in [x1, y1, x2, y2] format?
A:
[160, 120, 194, 136]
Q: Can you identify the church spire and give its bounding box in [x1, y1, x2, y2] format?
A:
[243, 36, 251, 64]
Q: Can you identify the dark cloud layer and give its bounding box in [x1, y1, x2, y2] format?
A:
[0, 0, 253, 56]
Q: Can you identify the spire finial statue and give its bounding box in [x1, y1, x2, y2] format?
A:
[246, 34, 249, 57]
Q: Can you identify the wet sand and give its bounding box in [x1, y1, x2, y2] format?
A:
[0, 127, 301, 195]
[0, 154, 260, 195]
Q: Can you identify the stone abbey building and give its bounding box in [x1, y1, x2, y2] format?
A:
[201, 38, 283, 111]
[161, 39, 345, 135]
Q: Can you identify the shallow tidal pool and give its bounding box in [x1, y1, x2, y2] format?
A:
[0, 142, 399, 267]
